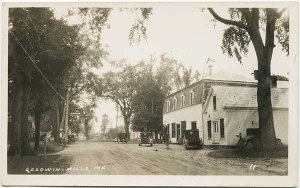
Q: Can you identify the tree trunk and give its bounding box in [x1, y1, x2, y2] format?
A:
[53, 100, 60, 142]
[11, 51, 32, 156]
[250, 10, 277, 151]
[63, 89, 70, 143]
[34, 107, 41, 150]
[59, 101, 66, 143]
[124, 116, 130, 140]
[84, 120, 89, 140]
[252, 36, 276, 150]
[256, 56, 277, 150]
[154, 132, 158, 141]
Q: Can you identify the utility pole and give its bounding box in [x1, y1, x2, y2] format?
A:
[64, 88, 70, 143]
[151, 98, 153, 114]
[116, 104, 118, 129]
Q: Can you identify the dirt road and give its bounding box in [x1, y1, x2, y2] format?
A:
[41, 141, 287, 175]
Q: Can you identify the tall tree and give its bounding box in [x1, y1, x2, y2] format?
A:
[131, 63, 164, 139]
[9, 8, 57, 155]
[9, 8, 84, 155]
[101, 114, 109, 134]
[80, 103, 96, 140]
[101, 61, 140, 140]
[208, 8, 288, 150]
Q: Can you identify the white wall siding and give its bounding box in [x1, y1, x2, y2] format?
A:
[224, 110, 259, 146]
[163, 104, 203, 143]
[224, 109, 288, 146]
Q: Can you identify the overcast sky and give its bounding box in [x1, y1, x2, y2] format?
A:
[54, 7, 290, 132]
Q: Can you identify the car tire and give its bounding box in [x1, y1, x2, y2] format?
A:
[245, 141, 255, 150]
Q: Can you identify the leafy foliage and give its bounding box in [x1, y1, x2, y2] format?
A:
[131, 65, 164, 134]
[275, 16, 289, 55]
[221, 26, 250, 63]
[210, 8, 289, 63]
[128, 8, 152, 45]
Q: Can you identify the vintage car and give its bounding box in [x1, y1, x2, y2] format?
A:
[236, 128, 282, 150]
[183, 129, 203, 149]
[117, 133, 128, 143]
[138, 132, 153, 146]
[40, 132, 52, 142]
[67, 134, 76, 143]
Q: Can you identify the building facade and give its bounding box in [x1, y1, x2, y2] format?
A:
[163, 70, 289, 146]
[202, 85, 288, 146]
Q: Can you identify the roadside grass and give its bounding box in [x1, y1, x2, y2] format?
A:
[208, 145, 288, 159]
[36, 142, 65, 154]
[7, 154, 73, 174]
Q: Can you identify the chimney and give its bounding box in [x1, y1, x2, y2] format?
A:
[208, 65, 213, 76]
[271, 75, 278, 87]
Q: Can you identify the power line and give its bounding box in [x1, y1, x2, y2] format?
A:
[9, 31, 66, 101]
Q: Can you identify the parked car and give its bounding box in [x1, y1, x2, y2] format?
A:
[40, 132, 51, 142]
[236, 128, 282, 150]
[183, 129, 203, 149]
[138, 132, 153, 146]
[67, 134, 76, 143]
[117, 133, 128, 143]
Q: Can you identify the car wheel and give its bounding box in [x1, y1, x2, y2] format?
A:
[245, 141, 255, 150]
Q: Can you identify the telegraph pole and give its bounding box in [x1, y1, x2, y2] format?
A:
[116, 104, 118, 129]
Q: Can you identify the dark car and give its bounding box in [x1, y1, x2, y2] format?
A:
[183, 129, 203, 149]
[117, 133, 128, 143]
[138, 132, 153, 146]
[236, 128, 282, 150]
[67, 134, 76, 143]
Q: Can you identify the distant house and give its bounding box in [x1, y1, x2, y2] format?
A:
[163, 69, 289, 146]
[202, 85, 288, 146]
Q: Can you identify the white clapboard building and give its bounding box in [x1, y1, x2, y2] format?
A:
[163, 69, 288, 146]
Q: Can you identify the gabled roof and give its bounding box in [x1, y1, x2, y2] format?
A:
[203, 70, 256, 83]
[165, 70, 256, 99]
[204, 85, 288, 111]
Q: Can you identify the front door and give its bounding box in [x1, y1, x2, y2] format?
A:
[176, 124, 180, 142]
[213, 121, 220, 144]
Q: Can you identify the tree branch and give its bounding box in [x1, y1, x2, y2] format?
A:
[208, 8, 249, 31]
[238, 8, 252, 25]
[277, 8, 287, 18]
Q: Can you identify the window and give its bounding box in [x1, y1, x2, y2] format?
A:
[220, 118, 225, 138]
[181, 121, 186, 138]
[191, 121, 197, 129]
[173, 97, 177, 110]
[181, 95, 185, 107]
[214, 121, 218, 132]
[190, 91, 194, 105]
[171, 123, 176, 138]
[207, 121, 212, 139]
[167, 100, 170, 112]
[213, 96, 217, 110]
